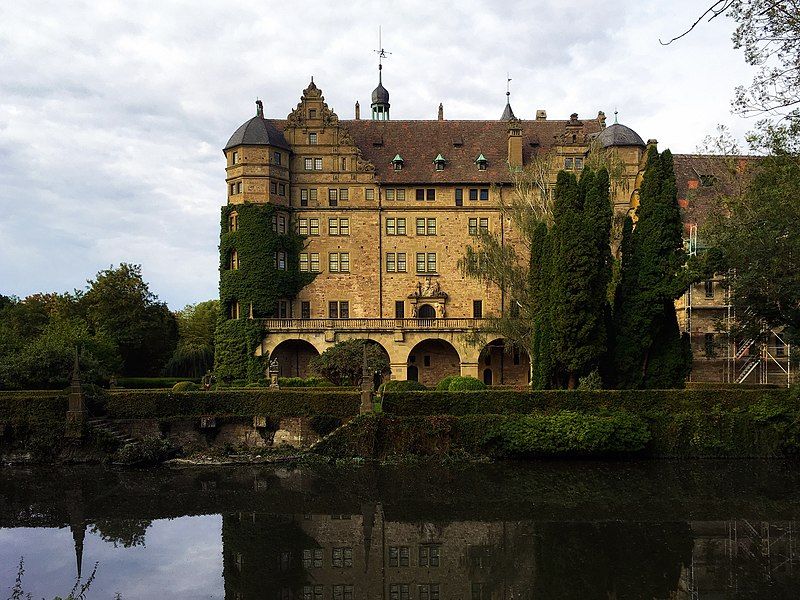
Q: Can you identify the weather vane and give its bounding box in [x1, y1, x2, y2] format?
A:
[374, 26, 391, 80]
[507, 72, 512, 99]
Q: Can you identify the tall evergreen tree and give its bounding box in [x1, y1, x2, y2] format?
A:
[613, 147, 691, 388]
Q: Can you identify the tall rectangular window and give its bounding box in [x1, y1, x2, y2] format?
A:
[271, 181, 278, 194]
[386, 252, 396, 272]
[310, 253, 319, 272]
[479, 188, 489, 201]
[339, 188, 349, 201]
[278, 215, 286, 233]
[304, 158, 313, 170]
[397, 252, 407, 272]
[278, 183, 286, 197]
[416, 218, 426, 235]
[386, 189, 395, 201]
[473, 300, 483, 318]
[276, 251, 286, 270]
[300, 189, 309, 207]
[365, 188, 375, 200]
[390, 584, 410, 600]
[328, 189, 338, 207]
[479, 217, 489, 232]
[426, 189, 435, 201]
[273, 151, 281, 165]
[427, 218, 436, 235]
[469, 218, 478, 235]
[416, 189, 425, 201]
[301, 301, 311, 319]
[575, 157, 584, 170]
[397, 218, 406, 235]
[299, 253, 309, 272]
[328, 301, 338, 319]
[704, 279, 714, 298]
[298, 219, 308, 235]
[416, 252, 426, 273]
[386, 218, 396, 235]
[395, 301, 405, 318]
[329, 218, 339, 236]
[309, 218, 319, 235]
[564, 157, 574, 170]
[314, 158, 323, 170]
[309, 132, 317, 144]
[339, 253, 349, 272]
[231, 151, 238, 164]
[419, 584, 439, 600]
[397, 189, 406, 201]
[277, 300, 289, 319]
[309, 189, 318, 203]
[427, 253, 436, 273]
[339, 301, 349, 319]
[339, 218, 349, 235]
[329, 253, 339, 272]
[469, 188, 478, 201]
[455, 188, 463, 206]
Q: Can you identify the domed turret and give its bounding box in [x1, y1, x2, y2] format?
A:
[595, 122, 645, 148]
[224, 100, 290, 151]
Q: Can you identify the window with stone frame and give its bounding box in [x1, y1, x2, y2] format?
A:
[329, 218, 339, 236]
[229, 250, 239, 270]
[303, 585, 323, 600]
[314, 157, 323, 170]
[397, 252, 407, 272]
[300, 189, 309, 206]
[304, 158, 314, 170]
[332, 547, 353, 568]
[310, 188, 318, 203]
[236, 181, 242, 194]
[419, 544, 441, 567]
[231, 150, 238, 165]
[416, 189, 425, 201]
[479, 188, 489, 201]
[300, 253, 309, 272]
[564, 157, 574, 170]
[366, 188, 375, 200]
[386, 252, 397, 272]
[575, 157, 584, 170]
[270, 181, 278, 194]
[298, 219, 309, 236]
[469, 218, 478, 235]
[328, 189, 338, 207]
[419, 584, 440, 600]
[455, 188, 464, 206]
[309, 132, 317, 144]
[273, 151, 282, 165]
[228, 211, 238, 232]
[390, 584, 410, 600]
[469, 188, 478, 201]
[278, 183, 286, 197]
[426, 188, 435, 201]
[388, 546, 410, 567]
[386, 218, 397, 235]
[339, 188, 349, 201]
[309, 218, 319, 235]
[301, 301, 311, 319]
[310, 253, 319, 272]
[333, 585, 353, 600]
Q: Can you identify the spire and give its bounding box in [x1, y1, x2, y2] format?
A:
[501, 73, 516, 120]
[438, 103, 444, 121]
[71, 522, 86, 580]
[371, 27, 391, 120]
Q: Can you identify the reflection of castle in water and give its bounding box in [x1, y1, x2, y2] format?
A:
[220, 508, 800, 599]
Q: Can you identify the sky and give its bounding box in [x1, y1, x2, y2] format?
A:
[0, 1, 760, 309]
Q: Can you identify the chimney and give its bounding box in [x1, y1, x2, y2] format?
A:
[255, 99, 264, 118]
[355, 101, 360, 120]
[597, 111, 606, 128]
[507, 120, 523, 169]
[536, 109, 547, 120]
[438, 103, 444, 121]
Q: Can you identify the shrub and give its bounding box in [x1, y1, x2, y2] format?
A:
[279, 376, 334, 388]
[114, 436, 176, 465]
[435, 376, 458, 391]
[447, 376, 486, 391]
[309, 414, 343, 437]
[577, 369, 603, 390]
[379, 380, 427, 393]
[116, 377, 200, 389]
[172, 381, 200, 393]
[309, 340, 390, 386]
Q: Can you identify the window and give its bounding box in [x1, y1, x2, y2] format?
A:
[469, 188, 478, 201]
[469, 218, 488, 234]
[309, 109, 317, 119]
[300, 252, 319, 272]
[309, 218, 319, 236]
[394, 162, 403, 171]
[479, 188, 489, 201]
[480, 217, 489, 232]
[386, 218, 406, 235]
[397, 252, 407, 272]
[228, 212, 238, 232]
[229, 183, 235, 195]
[229, 301, 240, 320]
[395, 301, 405, 318]
[416, 253, 426, 273]
[277, 300, 289, 319]
[329, 301, 338, 319]
[309, 132, 317, 144]
[341, 157, 347, 170]
[397, 189, 406, 201]
[339, 218, 349, 235]
[328, 301, 349, 319]
[427, 253, 436, 273]
[366, 188, 375, 200]
[386, 252, 396, 272]
[390, 584, 410, 600]
[300, 189, 309, 206]
[310, 253, 320, 272]
[339, 188, 349, 201]
[276, 251, 286, 270]
[469, 218, 478, 235]
[229, 250, 239, 270]
[329, 189, 338, 206]
[301, 301, 311, 319]
[310, 188, 318, 203]
[332, 548, 353, 568]
[278, 215, 286, 233]
[426, 189, 435, 201]
[455, 188, 463, 206]
[386, 189, 395, 201]
[236, 181, 242, 194]
[270, 181, 278, 195]
[427, 218, 436, 235]
[704, 333, 715, 357]
[329, 253, 349, 272]
[564, 157, 574, 170]
[704, 279, 714, 298]
[273, 151, 282, 165]
[303, 585, 323, 600]
[419, 545, 441, 567]
[340, 301, 349, 319]
[278, 183, 286, 196]
[416, 189, 425, 201]
[333, 585, 353, 600]
[419, 585, 440, 600]
[416, 218, 436, 235]
[231, 151, 238, 164]
[473, 300, 483, 318]
[416, 253, 437, 273]
[389, 547, 410, 567]
[397, 218, 406, 235]
[329, 218, 339, 236]
[314, 158, 323, 170]
[300, 253, 309, 272]
[298, 219, 309, 235]
[271, 215, 278, 231]
[304, 158, 313, 170]
[423, 355, 431, 367]
[575, 157, 584, 170]
[416, 218, 425, 235]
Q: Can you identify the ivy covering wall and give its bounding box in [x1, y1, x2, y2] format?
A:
[215, 203, 314, 381]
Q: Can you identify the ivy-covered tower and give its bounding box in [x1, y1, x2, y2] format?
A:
[216, 100, 308, 381]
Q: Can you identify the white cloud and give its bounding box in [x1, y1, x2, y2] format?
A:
[0, 0, 758, 307]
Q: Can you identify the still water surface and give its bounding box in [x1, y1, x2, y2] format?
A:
[1, 460, 799, 599]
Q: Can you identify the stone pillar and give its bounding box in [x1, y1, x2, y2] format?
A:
[460, 361, 480, 379]
[389, 362, 407, 381]
[66, 351, 87, 439]
[268, 358, 280, 388]
[360, 344, 374, 414]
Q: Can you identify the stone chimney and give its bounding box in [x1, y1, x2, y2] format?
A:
[536, 110, 547, 120]
[438, 103, 444, 121]
[597, 111, 606, 128]
[355, 101, 360, 120]
[507, 118, 523, 169]
[256, 99, 264, 118]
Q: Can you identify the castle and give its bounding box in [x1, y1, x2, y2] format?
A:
[220, 69, 782, 386]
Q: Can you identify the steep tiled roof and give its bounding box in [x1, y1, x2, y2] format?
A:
[595, 123, 645, 148]
[266, 118, 603, 184]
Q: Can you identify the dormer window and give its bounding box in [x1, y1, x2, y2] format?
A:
[392, 154, 404, 171]
[475, 153, 488, 171]
[433, 154, 446, 171]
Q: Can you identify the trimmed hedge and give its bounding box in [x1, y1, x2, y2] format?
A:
[0, 391, 67, 424]
[104, 389, 360, 419]
[115, 377, 201, 389]
[381, 388, 795, 417]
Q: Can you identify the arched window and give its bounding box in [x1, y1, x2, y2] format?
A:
[417, 304, 436, 320]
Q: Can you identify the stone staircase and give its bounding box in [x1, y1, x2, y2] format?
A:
[86, 417, 138, 447]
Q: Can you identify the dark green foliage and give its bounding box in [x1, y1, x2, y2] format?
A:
[218, 204, 311, 318]
[309, 414, 343, 437]
[113, 436, 176, 466]
[309, 339, 390, 386]
[379, 380, 427, 393]
[446, 376, 486, 391]
[171, 381, 200, 392]
[435, 376, 459, 391]
[103, 389, 360, 419]
[278, 377, 334, 388]
[115, 377, 201, 389]
[213, 318, 265, 383]
[80, 264, 178, 376]
[613, 148, 691, 388]
[163, 300, 218, 377]
[0, 391, 68, 424]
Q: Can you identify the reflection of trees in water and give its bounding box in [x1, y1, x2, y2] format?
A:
[90, 519, 151, 548]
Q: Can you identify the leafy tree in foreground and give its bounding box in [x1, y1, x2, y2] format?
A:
[613, 147, 691, 388]
[309, 339, 390, 386]
[163, 300, 219, 377]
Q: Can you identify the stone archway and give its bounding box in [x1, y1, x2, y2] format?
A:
[271, 339, 320, 378]
[478, 339, 530, 386]
[407, 339, 460, 388]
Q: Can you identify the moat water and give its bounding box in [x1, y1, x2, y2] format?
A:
[2, 460, 800, 599]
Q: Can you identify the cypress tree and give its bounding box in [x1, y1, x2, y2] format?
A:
[612, 147, 691, 388]
[530, 221, 554, 388]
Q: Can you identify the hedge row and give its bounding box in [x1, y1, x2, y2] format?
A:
[315, 407, 800, 459]
[380, 388, 795, 416]
[104, 389, 361, 419]
[115, 377, 201, 389]
[0, 391, 67, 424]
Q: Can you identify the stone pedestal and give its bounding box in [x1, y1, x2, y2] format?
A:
[360, 390, 374, 414]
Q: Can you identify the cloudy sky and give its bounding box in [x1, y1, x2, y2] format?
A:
[0, 1, 758, 309]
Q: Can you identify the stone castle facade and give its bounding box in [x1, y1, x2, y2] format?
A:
[221, 76, 656, 386]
